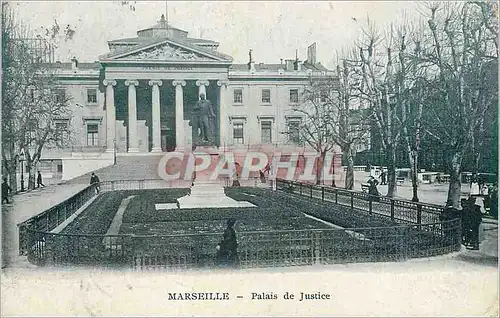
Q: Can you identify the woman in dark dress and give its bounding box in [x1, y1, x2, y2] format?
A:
[216, 218, 239, 267]
[367, 176, 380, 201]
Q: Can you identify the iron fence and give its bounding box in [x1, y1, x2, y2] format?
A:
[23, 219, 461, 270]
[275, 179, 443, 225]
[18, 177, 461, 271]
[17, 184, 96, 256]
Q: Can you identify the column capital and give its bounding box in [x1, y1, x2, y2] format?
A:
[217, 80, 229, 87]
[148, 80, 163, 87]
[172, 80, 186, 87]
[124, 79, 139, 86]
[196, 80, 210, 87]
[103, 79, 117, 87]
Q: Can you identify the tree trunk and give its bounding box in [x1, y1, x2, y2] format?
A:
[26, 160, 35, 190]
[386, 143, 397, 197]
[316, 151, 326, 185]
[343, 144, 355, 190]
[446, 151, 463, 208]
[411, 151, 419, 202]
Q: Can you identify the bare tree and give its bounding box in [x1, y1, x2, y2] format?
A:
[355, 19, 403, 197]
[292, 76, 340, 185]
[2, 3, 74, 190]
[419, 1, 498, 207]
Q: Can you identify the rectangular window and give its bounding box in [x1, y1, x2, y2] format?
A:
[261, 89, 271, 103]
[57, 164, 63, 173]
[287, 120, 301, 144]
[289, 89, 299, 104]
[233, 88, 243, 104]
[233, 122, 244, 144]
[87, 88, 97, 104]
[54, 88, 66, 103]
[261, 121, 272, 144]
[55, 120, 69, 144]
[86, 123, 99, 146]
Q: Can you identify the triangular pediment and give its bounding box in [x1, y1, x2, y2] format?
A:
[101, 38, 232, 63]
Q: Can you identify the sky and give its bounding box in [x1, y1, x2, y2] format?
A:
[12, 1, 423, 68]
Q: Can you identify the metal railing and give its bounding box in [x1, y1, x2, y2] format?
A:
[17, 184, 96, 256]
[18, 177, 461, 270]
[275, 179, 443, 225]
[22, 219, 461, 269]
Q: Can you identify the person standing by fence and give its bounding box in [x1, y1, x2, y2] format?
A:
[216, 218, 239, 267]
[90, 172, 100, 194]
[2, 177, 12, 204]
[367, 176, 380, 201]
[467, 197, 482, 250]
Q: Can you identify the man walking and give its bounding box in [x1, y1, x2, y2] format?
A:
[90, 172, 100, 194]
[36, 171, 45, 188]
[379, 170, 387, 185]
[2, 177, 12, 204]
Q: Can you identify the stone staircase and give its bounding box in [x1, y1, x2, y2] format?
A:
[67, 155, 166, 184]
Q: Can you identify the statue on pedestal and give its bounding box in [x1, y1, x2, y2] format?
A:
[189, 93, 216, 147]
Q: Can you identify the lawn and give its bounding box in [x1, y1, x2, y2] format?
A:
[58, 187, 456, 268]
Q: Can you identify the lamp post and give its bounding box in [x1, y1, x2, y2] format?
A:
[113, 138, 117, 165]
[19, 149, 25, 192]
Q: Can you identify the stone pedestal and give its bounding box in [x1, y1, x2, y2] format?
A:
[176, 181, 255, 209]
[175, 148, 254, 209]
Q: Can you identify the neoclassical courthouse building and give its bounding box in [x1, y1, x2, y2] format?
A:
[40, 15, 341, 182]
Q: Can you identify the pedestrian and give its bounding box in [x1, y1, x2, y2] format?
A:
[379, 170, 387, 185]
[467, 197, 482, 250]
[259, 170, 266, 183]
[367, 176, 379, 195]
[90, 172, 100, 194]
[215, 218, 239, 267]
[460, 198, 471, 246]
[36, 171, 45, 188]
[470, 173, 480, 197]
[2, 177, 12, 204]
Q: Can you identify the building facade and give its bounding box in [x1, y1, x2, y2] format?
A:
[40, 15, 341, 182]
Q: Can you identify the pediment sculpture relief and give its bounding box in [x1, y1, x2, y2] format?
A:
[124, 44, 211, 61]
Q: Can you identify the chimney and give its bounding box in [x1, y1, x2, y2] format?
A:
[280, 58, 283, 64]
[294, 49, 301, 71]
[71, 56, 78, 71]
[307, 43, 317, 64]
[248, 49, 255, 72]
[285, 59, 294, 71]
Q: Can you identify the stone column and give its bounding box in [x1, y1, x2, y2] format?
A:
[148, 80, 163, 153]
[196, 80, 209, 100]
[125, 79, 139, 153]
[217, 80, 229, 150]
[172, 80, 186, 152]
[103, 80, 117, 153]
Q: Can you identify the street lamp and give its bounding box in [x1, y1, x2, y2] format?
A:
[113, 138, 117, 165]
[19, 149, 25, 192]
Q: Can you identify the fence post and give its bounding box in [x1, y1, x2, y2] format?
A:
[299, 182, 302, 196]
[350, 191, 354, 210]
[335, 189, 338, 204]
[369, 197, 373, 215]
[416, 204, 422, 225]
[310, 184, 313, 198]
[390, 200, 395, 221]
[313, 231, 321, 265]
[321, 187, 325, 201]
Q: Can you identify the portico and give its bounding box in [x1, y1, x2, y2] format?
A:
[100, 36, 232, 153]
